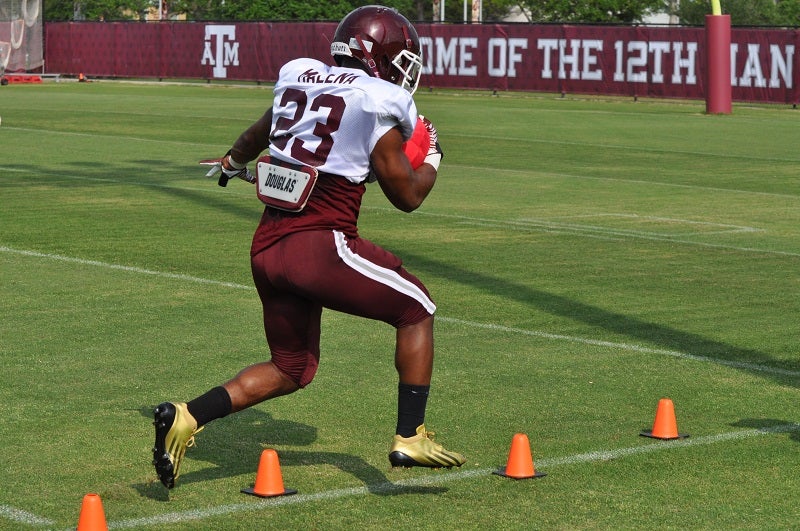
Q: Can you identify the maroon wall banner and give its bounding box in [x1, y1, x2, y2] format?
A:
[45, 22, 799, 104]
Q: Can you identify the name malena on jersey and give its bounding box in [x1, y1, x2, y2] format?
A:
[298, 68, 359, 85]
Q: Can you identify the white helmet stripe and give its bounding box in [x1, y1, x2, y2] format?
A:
[348, 37, 373, 52]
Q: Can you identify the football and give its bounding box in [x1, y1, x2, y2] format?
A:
[402, 117, 430, 169]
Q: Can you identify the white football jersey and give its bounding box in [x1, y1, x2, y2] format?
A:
[269, 58, 418, 184]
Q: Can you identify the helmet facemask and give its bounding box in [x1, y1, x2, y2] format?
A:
[391, 49, 423, 95]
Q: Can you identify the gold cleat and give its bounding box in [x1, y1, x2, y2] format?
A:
[389, 424, 466, 469]
[152, 402, 203, 489]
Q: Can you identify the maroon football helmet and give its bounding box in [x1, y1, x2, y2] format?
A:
[331, 5, 423, 94]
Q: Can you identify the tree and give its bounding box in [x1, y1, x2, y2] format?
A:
[43, 0, 77, 21]
[518, 0, 665, 23]
[163, 0, 225, 21]
[167, 0, 420, 22]
[46, 0, 162, 21]
[674, 0, 796, 26]
[45, 0, 421, 22]
[197, 0, 360, 21]
[45, 0, 800, 26]
[776, 0, 800, 26]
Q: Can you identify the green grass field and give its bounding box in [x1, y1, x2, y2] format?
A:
[1, 81, 799, 529]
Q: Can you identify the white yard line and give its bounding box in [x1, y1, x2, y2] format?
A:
[2, 245, 797, 379]
[419, 214, 800, 257]
[0, 505, 55, 527]
[4, 424, 797, 527]
[105, 423, 798, 529]
[1, 245, 798, 527]
[3, 169, 798, 256]
[0, 246, 252, 291]
[437, 317, 800, 378]
[5, 125, 800, 165]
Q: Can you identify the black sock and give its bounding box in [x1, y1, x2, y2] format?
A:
[396, 383, 430, 437]
[187, 386, 232, 428]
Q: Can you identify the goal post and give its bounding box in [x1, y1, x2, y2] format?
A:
[705, 0, 731, 114]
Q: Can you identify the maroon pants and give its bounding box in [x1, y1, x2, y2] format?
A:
[250, 229, 435, 387]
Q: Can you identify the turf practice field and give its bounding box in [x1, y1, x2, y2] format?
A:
[1, 82, 799, 529]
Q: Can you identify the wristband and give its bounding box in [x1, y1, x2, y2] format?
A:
[423, 153, 442, 171]
[226, 154, 247, 170]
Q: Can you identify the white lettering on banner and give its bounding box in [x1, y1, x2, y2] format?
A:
[487, 38, 527, 77]
[421, 35, 793, 90]
[420, 36, 433, 74]
[201, 25, 240, 78]
[618, 40, 648, 82]
[431, 37, 479, 76]
[672, 42, 698, 84]
[459, 37, 478, 76]
[649, 41, 671, 83]
[769, 44, 794, 88]
[728, 43, 794, 88]
[537, 39, 604, 81]
[537, 39, 558, 79]
[611, 40, 697, 84]
[558, 39, 581, 79]
[434, 37, 456, 75]
[738, 44, 767, 87]
[582, 40, 603, 81]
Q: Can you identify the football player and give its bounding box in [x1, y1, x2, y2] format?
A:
[152, 5, 464, 489]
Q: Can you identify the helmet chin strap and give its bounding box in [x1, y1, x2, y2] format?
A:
[355, 35, 382, 79]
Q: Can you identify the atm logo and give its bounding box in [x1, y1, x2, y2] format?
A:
[201, 25, 240, 78]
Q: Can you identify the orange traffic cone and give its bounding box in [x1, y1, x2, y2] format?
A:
[640, 398, 689, 440]
[78, 72, 87, 82]
[241, 449, 297, 498]
[493, 433, 546, 479]
[76, 493, 108, 531]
